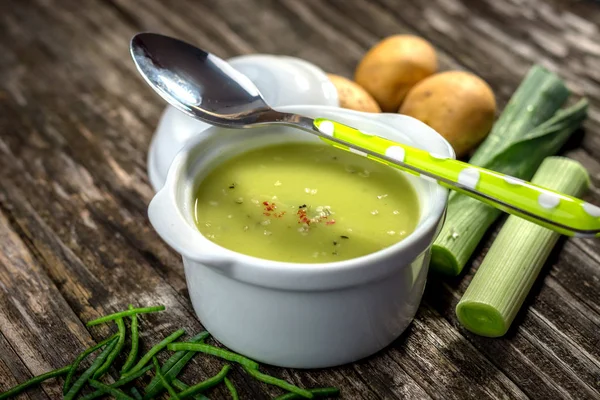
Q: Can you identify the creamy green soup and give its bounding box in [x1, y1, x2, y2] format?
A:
[193, 143, 419, 263]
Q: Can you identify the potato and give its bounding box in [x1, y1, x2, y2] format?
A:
[399, 71, 496, 158]
[327, 74, 381, 113]
[355, 35, 437, 112]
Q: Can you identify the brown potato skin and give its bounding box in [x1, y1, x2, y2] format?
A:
[399, 71, 497, 158]
[355, 35, 437, 112]
[327, 74, 381, 113]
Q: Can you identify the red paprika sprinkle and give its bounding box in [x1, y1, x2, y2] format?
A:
[262, 201, 277, 212]
[326, 219, 336, 225]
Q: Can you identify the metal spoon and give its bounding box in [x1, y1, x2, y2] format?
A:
[130, 32, 600, 238]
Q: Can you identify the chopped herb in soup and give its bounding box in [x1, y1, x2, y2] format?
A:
[193, 143, 419, 263]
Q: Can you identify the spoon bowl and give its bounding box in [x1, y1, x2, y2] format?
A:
[131, 33, 271, 126]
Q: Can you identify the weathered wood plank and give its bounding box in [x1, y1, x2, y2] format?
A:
[1, 0, 600, 399]
[0, 209, 87, 399]
[0, 332, 48, 400]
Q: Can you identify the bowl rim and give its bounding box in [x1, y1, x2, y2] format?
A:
[149, 106, 454, 290]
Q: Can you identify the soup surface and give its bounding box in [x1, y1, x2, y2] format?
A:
[193, 143, 420, 263]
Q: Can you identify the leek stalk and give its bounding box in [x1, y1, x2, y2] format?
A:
[431, 65, 588, 275]
[456, 157, 589, 337]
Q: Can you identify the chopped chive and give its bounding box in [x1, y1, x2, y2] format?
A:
[130, 387, 143, 400]
[172, 379, 210, 400]
[88, 379, 135, 400]
[64, 338, 118, 400]
[0, 365, 70, 400]
[121, 304, 139, 374]
[122, 329, 186, 378]
[224, 377, 239, 400]
[86, 305, 165, 326]
[94, 317, 126, 379]
[63, 333, 118, 394]
[243, 367, 313, 399]
[168, 343, 259, 370]
[273, 387, 340, 400]
[178, 365, 231, 399]
[153, 357, 181, 400]
[144, 331, 210, 399]
[79, 365, 153, 400]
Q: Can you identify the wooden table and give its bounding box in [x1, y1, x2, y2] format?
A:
[1, 0, 600, 399]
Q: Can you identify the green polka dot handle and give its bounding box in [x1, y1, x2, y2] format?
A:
[314, 118, 600, 238]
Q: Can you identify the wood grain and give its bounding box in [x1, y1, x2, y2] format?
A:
[1, 0, 599, 399]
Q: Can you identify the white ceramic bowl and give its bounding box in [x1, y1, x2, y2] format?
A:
[148, 105, 454, 368]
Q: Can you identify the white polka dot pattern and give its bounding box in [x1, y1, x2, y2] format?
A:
[457, 168, 480, 189]
[312, 118, 600, 238]
[385, 146, 405, 162]
[583, 202, 600, 217]
[349, 147, 367, 157]
[421, 175, 438, 184]
[318, 121, 334, 136]
[430, 152, 448, 160]
[538, 192, 560, 209]
[504, 176, 525, 186]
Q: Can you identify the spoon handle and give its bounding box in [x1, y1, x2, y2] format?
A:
[313, 118, 600, 238]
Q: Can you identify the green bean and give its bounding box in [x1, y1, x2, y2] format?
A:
[172, 379, 209, 400]
[273, 387, 341, 400]
[224, 377, 239, 400]
[143, 331, 210, 398]
[178, 365, 231, 399]
[243, 368, 313, 399]
[130, 387, 143, 400]
[88, 379, 135, 400]
[63, 333, 118, 394]
[0, 365, 70, 400]
[64, 338, 118, 400]
[94, 317, 126, 379]
[121, 304, 139, 374]
[79, 365, 153, 400]
[168, 343, 259, 370]
[153, 357, 181, 400]
[122, 329, 186, 378]
[86, 305, 165, 326]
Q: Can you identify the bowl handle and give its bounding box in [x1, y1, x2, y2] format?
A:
[148, 188, 232, 268]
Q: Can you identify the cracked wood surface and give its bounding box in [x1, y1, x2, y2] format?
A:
[1, 0, 599, 399]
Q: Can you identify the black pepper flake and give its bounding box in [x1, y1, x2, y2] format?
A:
[332, 156, 338, 160]
[341, 235, 349, 239]
[333, 241, 338, 246]
[299, 204, 307, 209]
[332, 251, 338, 255]
[229, 183, 236, 189]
